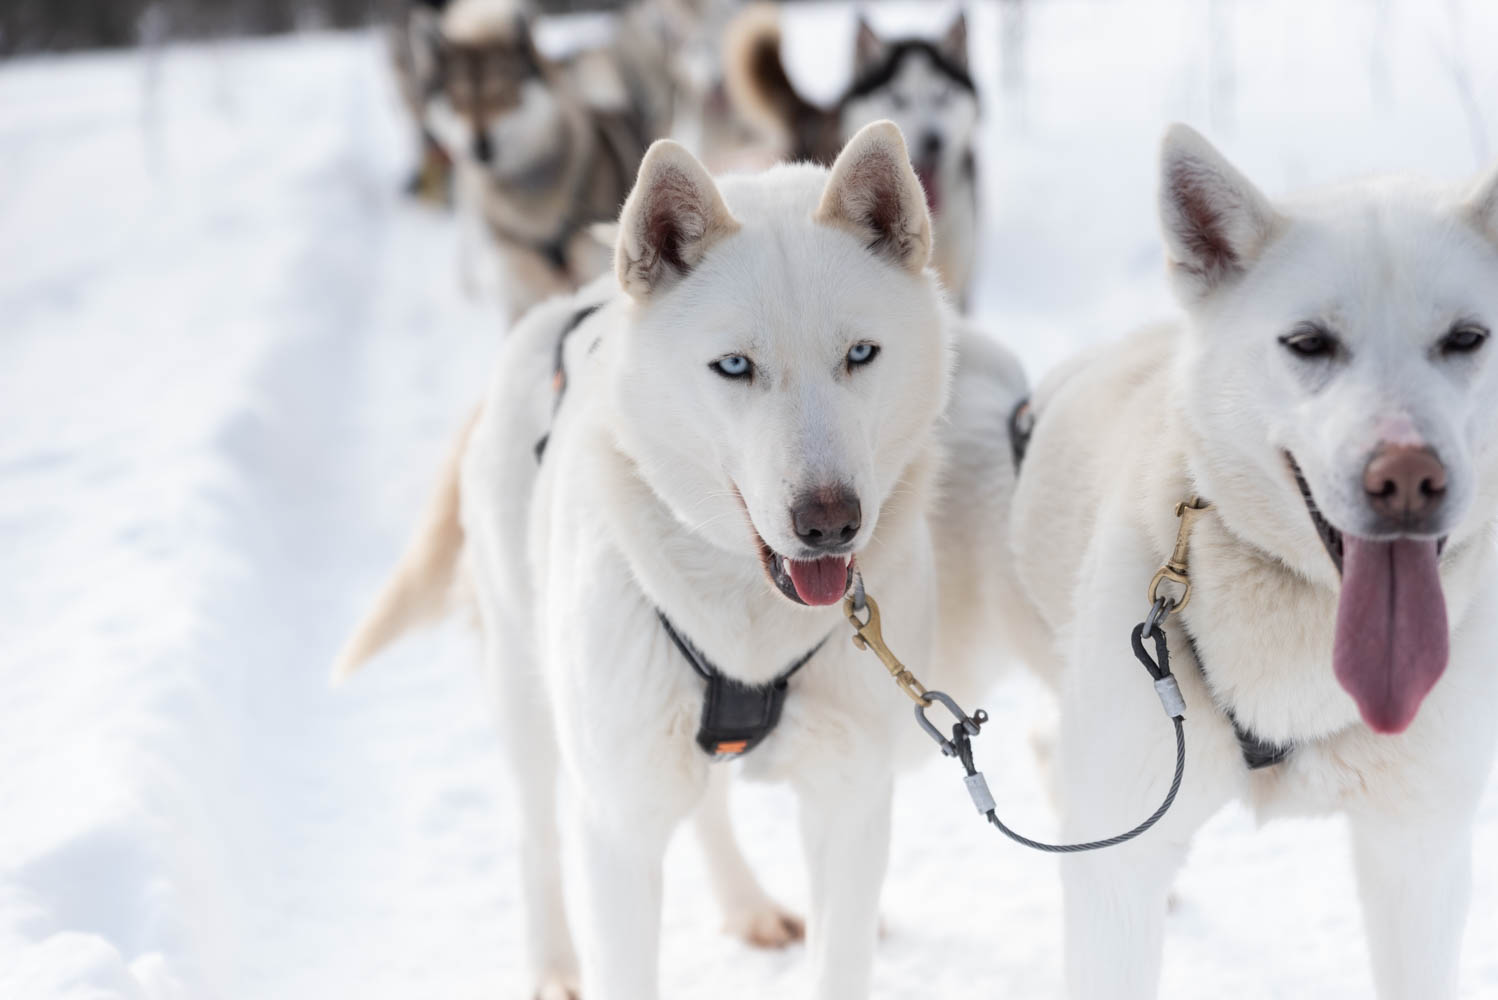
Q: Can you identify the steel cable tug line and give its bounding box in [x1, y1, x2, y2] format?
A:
[843, 498, 1210, 853]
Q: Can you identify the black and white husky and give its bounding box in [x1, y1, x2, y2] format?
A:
[725, 5, 980, 306]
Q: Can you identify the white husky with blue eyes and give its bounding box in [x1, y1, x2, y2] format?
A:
[1006, 125, 1498, 998]
[334, 120, 1026, 999]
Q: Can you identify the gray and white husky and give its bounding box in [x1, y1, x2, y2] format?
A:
[399, 0, 675, 318]
[725, 5, 980, 307]
[1003, 125, 1498, 998]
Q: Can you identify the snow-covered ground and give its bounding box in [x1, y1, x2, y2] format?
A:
[3, 2, 1497, 997]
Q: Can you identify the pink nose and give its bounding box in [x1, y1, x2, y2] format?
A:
[1363, 445, 1446, 522]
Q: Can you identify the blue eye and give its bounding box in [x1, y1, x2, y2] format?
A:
[847, 342, 880, 368]
[712, 355, 752, 379]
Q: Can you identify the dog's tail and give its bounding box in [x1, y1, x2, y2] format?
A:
[331, 407, 479, 684]
[722, 4, 827, 159]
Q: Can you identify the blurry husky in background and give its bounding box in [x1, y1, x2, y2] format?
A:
[397, 0, 675, 318]
[1005, 125, 1498, 997]
[725, 4, 980, 306]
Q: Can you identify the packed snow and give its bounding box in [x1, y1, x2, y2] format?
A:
[3, 2, 1496, 997]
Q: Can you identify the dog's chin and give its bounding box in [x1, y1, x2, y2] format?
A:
[753, 533, 857, 608]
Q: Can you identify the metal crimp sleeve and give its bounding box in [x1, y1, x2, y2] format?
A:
[964, 772, 996, 814]
[1154, 676, 1186, 719]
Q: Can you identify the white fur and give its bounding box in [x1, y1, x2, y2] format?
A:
[430, 123, 1023, 998]
[1004, 125, 1498, 998]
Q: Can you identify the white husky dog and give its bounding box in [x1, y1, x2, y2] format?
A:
[1006, 124, 1498, 997]
[335, 120, 1025, 999]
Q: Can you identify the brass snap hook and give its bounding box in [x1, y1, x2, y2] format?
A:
[843, 593, 930, 705]
[1147, 496, 1212, 615]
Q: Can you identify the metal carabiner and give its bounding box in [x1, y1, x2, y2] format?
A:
[1142, 595, 1174, 636]
[914, 690, 985, 757]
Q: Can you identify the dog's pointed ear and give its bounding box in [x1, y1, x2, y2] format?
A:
[1463, 161, 1498, 243]
[816, 120, 933, 274]
[941, 10, 968, 70]
[616, 140, 739, 301]
[854, 16, 888, 74]
[1159, 123, 1280, 301]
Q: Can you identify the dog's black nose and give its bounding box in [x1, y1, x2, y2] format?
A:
[920, 132, 944, 158]
[790, 487, 862, 550]
[473, 131, 493, 164]
[1364, 444, 1446, 524]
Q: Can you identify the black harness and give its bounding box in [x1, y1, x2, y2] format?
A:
[1007, 397, 1295, 772]
[659, 613, 826, 760]
[535, 304, 825, 761]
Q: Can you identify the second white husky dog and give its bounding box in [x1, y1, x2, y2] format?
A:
[335, 121, 1025, 999]
[1007, 125, 1498, 997]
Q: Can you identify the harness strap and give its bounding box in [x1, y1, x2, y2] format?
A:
[532, 302, 602, 463]
[658, 611, 826, 761]
[1008, 397, 1034, 469]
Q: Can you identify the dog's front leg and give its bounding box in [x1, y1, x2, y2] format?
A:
[793, 761, 892, 1000]
[1349, 808, 1474, 999]
[569, 793, 684, 1000]
[1059, 533, 1248, 999]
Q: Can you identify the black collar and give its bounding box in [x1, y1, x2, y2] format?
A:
[658, 611, 826, 760]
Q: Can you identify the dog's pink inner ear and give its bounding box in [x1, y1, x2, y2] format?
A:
[854, 18, 887, 73]
[641, 170, 705, 275]
[942, 12, 968, 69]
[616, 141, 737, 301]
[1158, 124, 1277, 300]
[1167, 160, 1244, 279]
[817, 121, 933, 274]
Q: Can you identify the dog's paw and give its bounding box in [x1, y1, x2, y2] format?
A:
[723, 901, 806, 950]
[532, 973, 581, 1000]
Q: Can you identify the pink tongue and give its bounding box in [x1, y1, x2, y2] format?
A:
[786, 556, 851, 607]
[1333, 537, 1448, 734]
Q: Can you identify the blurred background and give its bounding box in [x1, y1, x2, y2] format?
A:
[0, 0, 623, 55]
[3, 1, 1497, 998]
